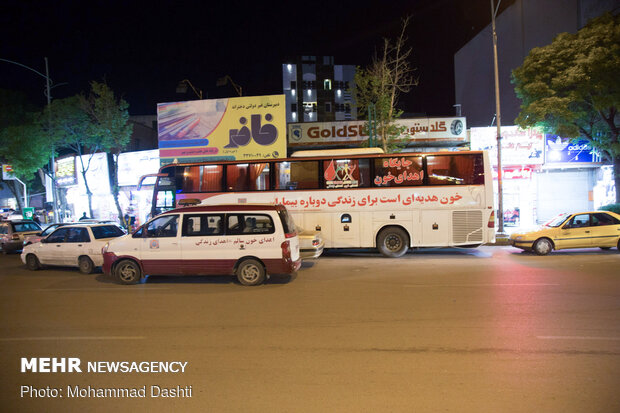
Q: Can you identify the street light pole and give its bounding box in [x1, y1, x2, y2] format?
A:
[491, 0, 505, 234]
[0, 57, 61, 222]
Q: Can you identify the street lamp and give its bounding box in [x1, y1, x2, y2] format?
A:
[490, 0, 505, 234]
[0, 57, 63, 222]
[216, 75, 242, 97]
[176, 79, 204, 99]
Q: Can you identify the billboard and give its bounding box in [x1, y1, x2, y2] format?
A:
[157, 95, 286, 164]
[288, 117, 467, 147]
[470, 126, 545, 166]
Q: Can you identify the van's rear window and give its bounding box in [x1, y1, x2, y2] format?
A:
[277, 209, 296, 235]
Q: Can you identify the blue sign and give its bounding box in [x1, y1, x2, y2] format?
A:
[545, 135, 601, 163]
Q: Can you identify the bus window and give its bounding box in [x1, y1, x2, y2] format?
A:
[322, 158, 370, 189]
[373, 156, 424, 187]
[275, 161, 319, 190]
[427, 154, 484, 185]
[226, 163, 270, 191]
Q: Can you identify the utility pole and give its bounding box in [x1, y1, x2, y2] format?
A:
[491, 0, 505, 234]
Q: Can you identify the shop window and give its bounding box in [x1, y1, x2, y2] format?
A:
[373, 156, 424, 187]
[275, 161, 319, 190]
[323, 159, 370, 189]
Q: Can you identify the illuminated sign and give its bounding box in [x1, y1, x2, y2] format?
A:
[117, 150, 160, 186]
[287, 117, 467, 146]
[545, 135, 601, 163]
[56, 157, 77, 187]
[157, 95, 286, 164]
[470, 126, 545, 165]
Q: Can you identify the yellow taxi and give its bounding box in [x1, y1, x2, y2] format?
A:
[510, 211, 620, 255]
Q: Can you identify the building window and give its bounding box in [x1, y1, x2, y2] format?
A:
[325, 102, 332, 113]
[291, 103, 297, 112]
[290, 80, 297, 89]
[323, 79, 332, 90]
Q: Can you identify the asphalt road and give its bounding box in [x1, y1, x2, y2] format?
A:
[1, 246, 619, 413]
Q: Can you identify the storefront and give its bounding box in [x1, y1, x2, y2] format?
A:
[471, 127, 608, 230]
[53, 150, 160, 226]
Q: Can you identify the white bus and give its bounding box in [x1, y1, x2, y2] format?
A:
[144, 149, 495, 257]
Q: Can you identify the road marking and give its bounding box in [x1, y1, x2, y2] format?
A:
[404, 283, 560, 287]
[0, 336, 146, 342]
[537, 336, 620, 341]
[36, 288, 170, 292]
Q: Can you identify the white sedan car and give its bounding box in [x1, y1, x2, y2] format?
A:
[21, 223, 125, 273]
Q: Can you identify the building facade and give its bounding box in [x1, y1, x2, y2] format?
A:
[282, 56, 357, 124]
[454, 0, 617, 128]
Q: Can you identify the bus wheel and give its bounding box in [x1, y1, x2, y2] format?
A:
[115, 260, 142, 285]
[377, 227, 409, 258]
[236, 259, 266, 286]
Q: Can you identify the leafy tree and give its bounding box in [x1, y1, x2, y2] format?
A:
[512, 12, 620, 202]
[80, 81, 133, 226]
[353, 16, 417, 153]
[45, 96, 100, 217]
[0, 89, 54, 209]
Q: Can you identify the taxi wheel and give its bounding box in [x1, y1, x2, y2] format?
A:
[25, 254, 41, 271]
[600, 247, 611, 250]
[115, 260, 142, 285]
[377, 227, 409, 258]
[78, 256, 95, 274]
[236, 259, 266, 286]
[533, 238, 553, 256]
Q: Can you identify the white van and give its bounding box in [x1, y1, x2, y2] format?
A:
[102, 204, 301, 286]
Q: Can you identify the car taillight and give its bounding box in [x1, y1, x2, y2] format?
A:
[281, 240, 291, 259]
[285, 232, 296, 239]
[488, 210, 496, 228]
[312, 239, 319, 247]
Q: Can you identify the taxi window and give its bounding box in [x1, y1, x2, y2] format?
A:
[182, 214, 224, 236]
[592, 213, 620, 226]
[566, 214, 590, 228]
[146, 215, 179, 238]
[91, 225, 125, 239]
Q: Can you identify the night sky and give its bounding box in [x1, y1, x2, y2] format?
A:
[1, 0, 513, 116]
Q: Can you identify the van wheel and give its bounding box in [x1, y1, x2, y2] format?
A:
[533, 238, 553, 256]
[377, 227, 409, 258]
[78, 256, 95, 274]
[26, 254, 40, 271]
[115, 260, 142, 285]
[236, 259, 266, 286]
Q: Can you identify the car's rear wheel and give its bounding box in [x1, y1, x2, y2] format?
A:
[114, 259, 142, 285]
[533, 238, 553, 256]
[236, 259, 266, 286]
[78, 256, 95, 274]
[25, 254, 40, 271]
[377, 227, 409, 258]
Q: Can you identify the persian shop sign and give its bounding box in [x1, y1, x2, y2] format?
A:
[470, 126, 545, 166]
[288, 117, 467, 146]
[157, 95, 286, 164]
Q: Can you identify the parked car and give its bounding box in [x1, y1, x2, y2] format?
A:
[21, 223, 126, 273]
[0, 220, 42, 253]
[297, 227, 324, 259]
[22, 223, 76, 246]
[510, 210, 620, 255]
[102, 204, 301, 286]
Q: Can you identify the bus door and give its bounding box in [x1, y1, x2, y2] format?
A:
[333, 212, 360, 248]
